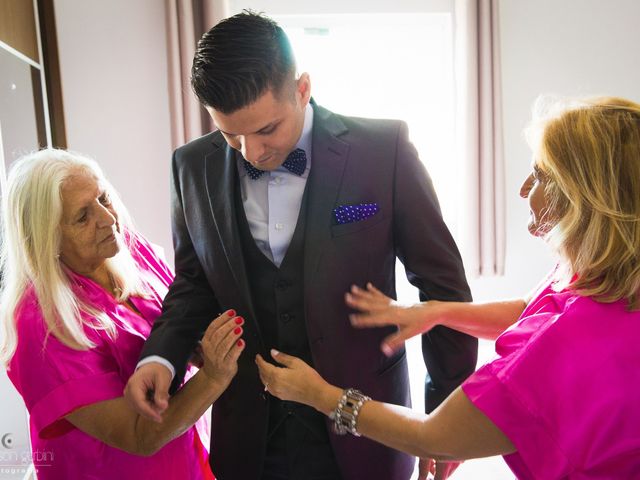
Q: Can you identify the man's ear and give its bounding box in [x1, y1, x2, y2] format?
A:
[296, 72, 311, 106]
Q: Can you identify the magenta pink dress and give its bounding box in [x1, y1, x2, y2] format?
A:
[7, 233, 214, 480]
[462, 272, 640, 479]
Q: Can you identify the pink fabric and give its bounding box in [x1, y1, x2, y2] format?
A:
[7, 233, 213, 480]
[462, 273, 640, 479]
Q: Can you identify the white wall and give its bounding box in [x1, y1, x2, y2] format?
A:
[3, 1, 636, 478]
[53, 0, 174, 262]
[469, 0, 640, 302]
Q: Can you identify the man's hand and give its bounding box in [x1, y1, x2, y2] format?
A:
[124, 362, 172, 423]
[434, 460, 460, 479]
[418, 458, 435, 480]
[418, 458, 461, 480]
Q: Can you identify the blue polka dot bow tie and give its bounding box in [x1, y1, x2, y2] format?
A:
[243, 148, 307, 180]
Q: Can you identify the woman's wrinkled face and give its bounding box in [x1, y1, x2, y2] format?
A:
[59, 172, 120, 274]
[520, 162, 553, 237]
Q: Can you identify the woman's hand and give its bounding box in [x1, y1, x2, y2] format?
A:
[188, 344, 205, 368]
[346, 283, 443, 356]
[200, 310, 245, 390]
[255, 350, 335, 413]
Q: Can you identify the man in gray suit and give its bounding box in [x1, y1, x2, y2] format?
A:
[125, 11, 476, 480]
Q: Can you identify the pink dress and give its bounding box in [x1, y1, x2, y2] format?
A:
[462, 273, 640, 479]
[7, 233, 214, 480]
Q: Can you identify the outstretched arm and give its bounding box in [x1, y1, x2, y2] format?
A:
[346, 283, 526, 354]
[68, 311, 244, 456]
[256, 350, 515, 462]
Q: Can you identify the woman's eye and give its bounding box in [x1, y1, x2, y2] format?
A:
[100, 194, 112, 205]
[77, 214, 87, 224]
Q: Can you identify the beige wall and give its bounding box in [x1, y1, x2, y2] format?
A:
[50, 0, 640, 297]
[53, 0, 174, 262]
[469, 0, 640, 301]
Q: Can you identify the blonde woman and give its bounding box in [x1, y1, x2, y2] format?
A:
[256, 97, 640, 479]
[0, 149, 245, 479]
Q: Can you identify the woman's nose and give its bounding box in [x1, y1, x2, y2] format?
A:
[97, 205, 117, 227]
[520, 175, 533, 198]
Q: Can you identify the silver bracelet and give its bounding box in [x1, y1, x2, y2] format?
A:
[330, 388, 371, 436]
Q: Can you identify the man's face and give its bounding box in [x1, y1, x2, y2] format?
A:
[207, 74, 311, 171]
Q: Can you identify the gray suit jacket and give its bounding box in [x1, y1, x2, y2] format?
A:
[141, 104, 477, 480]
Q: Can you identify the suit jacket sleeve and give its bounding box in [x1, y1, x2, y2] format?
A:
[392, 122, 478, 413]
[139, 149, 221, 392]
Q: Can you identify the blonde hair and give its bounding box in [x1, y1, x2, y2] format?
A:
[526, 96, 640, 309]
[0, 149, 149, 364]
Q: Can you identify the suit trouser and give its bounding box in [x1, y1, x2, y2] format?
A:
[261, 412, 343, 480]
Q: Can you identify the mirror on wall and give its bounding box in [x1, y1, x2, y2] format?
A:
[0, 45, 46, 178]
[1, 1, 65, 478]
[0, 42, 44, 479]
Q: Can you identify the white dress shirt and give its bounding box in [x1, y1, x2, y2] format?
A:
[236, 103, 313, 266]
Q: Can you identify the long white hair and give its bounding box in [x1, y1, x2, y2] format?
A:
[0, 149, 149, 364]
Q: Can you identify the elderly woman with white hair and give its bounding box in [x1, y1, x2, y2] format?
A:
[257, 96, 640, 479]
[0, 149, 244, 479]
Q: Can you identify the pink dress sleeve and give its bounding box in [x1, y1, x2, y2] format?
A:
[9, 232, 177, 441]
[9, 297, 127, 439]
[463, 290, 640, 478]
[6, 235, 215, 480]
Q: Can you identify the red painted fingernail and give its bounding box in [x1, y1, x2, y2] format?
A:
[237, 339, 244, 347]
[235, 316, 244, 325]
[234, 327, 242, 335]
[227, 309, 236, 317]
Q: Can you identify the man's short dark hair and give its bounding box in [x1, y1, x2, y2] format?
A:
[191, 11, 297, 114]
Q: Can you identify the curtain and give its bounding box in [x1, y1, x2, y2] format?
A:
[165, 0, 229, 149]
[454, 0, 505, 276]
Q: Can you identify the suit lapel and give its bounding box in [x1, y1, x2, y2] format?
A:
[203, 138, 256, 320]
[304, 106, 350, 303]
[201, 107, 350, 326]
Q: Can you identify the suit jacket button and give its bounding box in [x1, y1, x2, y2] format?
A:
[280, 313, 292, 323]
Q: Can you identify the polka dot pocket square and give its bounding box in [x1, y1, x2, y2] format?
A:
[333, 202, 380, 225]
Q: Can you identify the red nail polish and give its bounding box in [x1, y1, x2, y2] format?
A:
[227, 309, 236, 317]
[235, 316, 244, 325]
[237, 339, 244, 347]
[234, 327, 242, 335]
